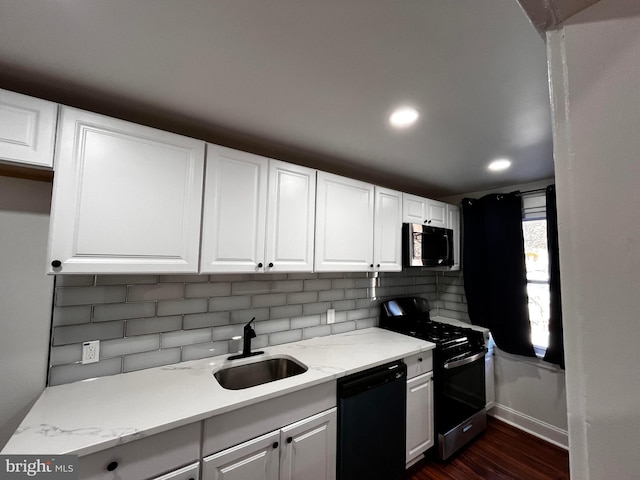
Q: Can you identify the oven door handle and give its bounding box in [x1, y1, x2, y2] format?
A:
[443, 349, 487, 370]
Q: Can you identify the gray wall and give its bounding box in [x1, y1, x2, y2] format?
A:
[0, 177, 53, 450]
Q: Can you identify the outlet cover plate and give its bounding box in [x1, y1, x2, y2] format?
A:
[82, 340, 100, 364]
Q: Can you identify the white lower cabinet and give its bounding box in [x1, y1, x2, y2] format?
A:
[404, 352, 434, 468]
[203, 408, 337, 480]
[77, 422, 201, 480]
[406, 372, 434, 466]
[203, 430, 280, 480]
[152, 463, 200, 480]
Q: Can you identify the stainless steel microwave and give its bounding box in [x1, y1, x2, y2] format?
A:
[402, 223, 454, 267]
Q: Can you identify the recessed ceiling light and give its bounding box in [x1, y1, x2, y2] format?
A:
[488, 158, 512, 171]
[389, 107, 420, 128]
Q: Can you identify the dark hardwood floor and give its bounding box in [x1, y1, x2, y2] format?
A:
[405, 417, 570, 480]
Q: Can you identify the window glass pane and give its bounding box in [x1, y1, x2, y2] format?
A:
[523, 219, 550, 349]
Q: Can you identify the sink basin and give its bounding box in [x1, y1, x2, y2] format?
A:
[214, 356, 308, 390]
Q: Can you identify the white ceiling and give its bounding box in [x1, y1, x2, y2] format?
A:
[0, 0, 554, 197]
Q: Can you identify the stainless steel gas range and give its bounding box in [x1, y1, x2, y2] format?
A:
[380, 297, 487, 461]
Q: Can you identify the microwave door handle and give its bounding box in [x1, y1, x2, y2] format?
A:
[443, 233, 450, 263]
[443, 349, 487, 370]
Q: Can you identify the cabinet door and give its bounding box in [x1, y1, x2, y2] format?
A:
[0, 88, 57, 169]
[447, 204, 461, 270]
[201, 145, 268, 273]
[48, 107, 205, 274]
[202, 430, 280, 480]
[406, 372, 434, 464]
[152, 463, 200, 480]
[265, 160, 316, 272]
[280, 408, 337, 480]
[373, 187, 402, 272]
[403, 193, 447, 228]
[315, 172, 374, 271]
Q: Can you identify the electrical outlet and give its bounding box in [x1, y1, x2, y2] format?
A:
[82, 341, 100, 364]
[327, 308, 336, 325]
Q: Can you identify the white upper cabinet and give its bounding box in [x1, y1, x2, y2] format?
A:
[201, 145, 316, 273]
[402, 193, 448, 228]
[314, 172, 375, 272]
[447, 204, 461, 270]
[0, 88, 57, 169]
[373, 187, 403, 272]
[47, 107, 205, 274]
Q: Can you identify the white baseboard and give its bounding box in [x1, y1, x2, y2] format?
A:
[488, 403, 568, 450]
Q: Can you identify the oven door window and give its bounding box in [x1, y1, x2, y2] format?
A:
[438, 355, 486, 433]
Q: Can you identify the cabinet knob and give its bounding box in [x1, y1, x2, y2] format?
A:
[287, 436, 293, 444]
[424, 219, 431, 224]
[51, 260, 62, 268]
[376, 264, 381, 268]
[268, 262, 274, 268]
[369, 264, 374, 268]
[257, 262, 263, 268]
[272, 441, 279, 449]
[417, 357, 423, 362]
[106, 461, 118, 472]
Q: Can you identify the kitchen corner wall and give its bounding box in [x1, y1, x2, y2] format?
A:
[49, 269, 455, 386]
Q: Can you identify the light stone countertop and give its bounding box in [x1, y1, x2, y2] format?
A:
[2, 327, 434, 457]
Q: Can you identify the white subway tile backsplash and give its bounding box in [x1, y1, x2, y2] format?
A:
[255, 318, 290, 335]
[302, 301, 332, 316]
[93, 302, 156, 322]
[269, 329, 302, 346]
[318, 290, 344, 302]
[157, 298, 207, 316]
[303, 325, 332, 339]
[291, 314, 321, 330]
[128, 283, 184, 302]
[287, 291, 319, 304]
[229, 308, 270, 324]
[251, 293, 287, 308]
[123, 349, 181, 373]
[186, 282, 232, 298]
[303, 279, 332, 291]
[270, 304, 303, 319]
[53, 321, 124, 346]
[49, 357, 122, 386]
[52, 305, 92, 326]
[331, 321, 356, 334]
[50, 344, 82, 366]
[55, 286, 126, 306]
[184, 312, 230, 330]
[182, 341, 229, 361]
[161, 328, 212, 348]
[126, 315, 183, 336]
[48, 270, 445, 386]
[101, 334, 160, 358]
[209, 295, 251, 312]
[212, 324, 244, 341]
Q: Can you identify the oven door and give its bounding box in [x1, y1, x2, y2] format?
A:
[437, 349, 486, 434]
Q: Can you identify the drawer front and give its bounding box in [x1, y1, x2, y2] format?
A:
[405, 351, 433, 379]
[78, 422, 201, 480]
[152, 462, 200, 480]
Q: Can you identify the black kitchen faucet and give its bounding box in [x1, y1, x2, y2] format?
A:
[228, 317, 264, 360]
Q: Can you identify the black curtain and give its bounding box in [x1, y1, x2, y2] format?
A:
[543, 185, 565, 368]
[462, 192, 536, 358]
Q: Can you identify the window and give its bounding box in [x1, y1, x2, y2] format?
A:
[522, 192, 549, 354]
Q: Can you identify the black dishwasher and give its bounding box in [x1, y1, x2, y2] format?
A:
[337, 360, 407, 480]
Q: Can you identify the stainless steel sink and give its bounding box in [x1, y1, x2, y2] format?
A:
[214, 356, 308, 390]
